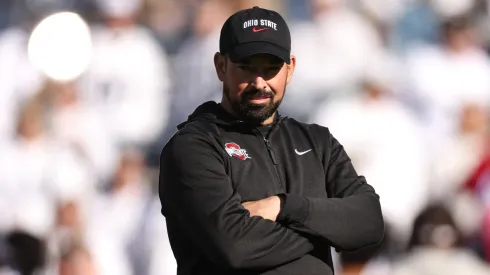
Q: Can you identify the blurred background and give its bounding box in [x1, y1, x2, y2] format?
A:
[2, 0, 490, 274]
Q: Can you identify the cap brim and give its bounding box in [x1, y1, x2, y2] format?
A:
[227, 41, 291, 64]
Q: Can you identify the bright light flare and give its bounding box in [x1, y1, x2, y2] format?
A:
[28, 12, 92, 82]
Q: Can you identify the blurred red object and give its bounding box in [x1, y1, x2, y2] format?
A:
[465, 143, 490, 262]
[465, 142, 490, 205]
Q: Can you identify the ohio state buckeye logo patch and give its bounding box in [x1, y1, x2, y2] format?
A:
[225, 143, 251, 160]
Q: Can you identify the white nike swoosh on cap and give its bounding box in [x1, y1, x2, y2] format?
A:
[295, 149, 312, 155]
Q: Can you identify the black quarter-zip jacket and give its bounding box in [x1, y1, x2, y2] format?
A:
[159, 101, 384, 275]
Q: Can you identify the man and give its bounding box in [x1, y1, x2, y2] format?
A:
[159, 6, 384, 275]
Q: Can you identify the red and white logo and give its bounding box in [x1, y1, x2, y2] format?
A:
[225, 143, 251, 160]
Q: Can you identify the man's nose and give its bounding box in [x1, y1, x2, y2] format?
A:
[251, 75, 268, 90]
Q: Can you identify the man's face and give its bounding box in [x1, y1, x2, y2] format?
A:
[216, 53, 295, 124]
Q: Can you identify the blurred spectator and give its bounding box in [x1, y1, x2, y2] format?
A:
[461, 109, 490, 261]
[44, 81, 119, 185]
[431, 103, 489, 199]
[0, 0, 87, 141]
[78, 0, 171, 151]
[58, 244, 97, 275]
[0, 23, 44, 141]
[0, 100, 92, 238]
[85, 149, 154, 275]
[54, 201, 84, 249]
[430, 103, 488, 237]
[404, 15, 490, 153]
[143, 0, 189, 55]
[390, 0, 439, 55]
[391, 204, 490, 275]
[282, 0, 383, 121]
[390, 0, 478, 55]
[45, 200, 87, 274]
[312, 52, 429, 243]
[164, 0, 233, 139]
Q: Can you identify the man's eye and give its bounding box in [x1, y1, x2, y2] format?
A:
[265, 67, 281, 75]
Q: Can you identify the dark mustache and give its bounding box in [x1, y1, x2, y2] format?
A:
[243, 89, 274, 98]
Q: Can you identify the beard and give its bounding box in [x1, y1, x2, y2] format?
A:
[225, 86, 284, 125]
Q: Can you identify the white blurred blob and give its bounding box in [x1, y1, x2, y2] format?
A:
[28, 12, 92, 82]
[13, 194, 55, 238]
[362, 51, 403, 94]
[360, 0, 411, 23]
[95, 0, 142, 18]
[430, 0, 475, 18]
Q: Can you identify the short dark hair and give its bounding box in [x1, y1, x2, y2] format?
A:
[407, 203, 464, 251]
[442, 15, 473, 35]
[5, 230, 46, 275]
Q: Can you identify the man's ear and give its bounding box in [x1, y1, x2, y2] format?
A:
[214, 52, 226, 82]
[285, 55, 296, 85]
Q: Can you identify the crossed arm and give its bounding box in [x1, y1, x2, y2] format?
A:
[159, 130, 384, 270]
[159, 133, 314, 270]
[275, 187, 384, 250]
[245, 131, 384, 251]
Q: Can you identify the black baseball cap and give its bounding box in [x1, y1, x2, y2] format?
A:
[219, 6, 291, 64]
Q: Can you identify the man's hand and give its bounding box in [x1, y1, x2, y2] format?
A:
[242, 196, 281, 221]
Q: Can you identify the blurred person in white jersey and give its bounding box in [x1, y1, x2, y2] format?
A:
[78, 0, 171, 150]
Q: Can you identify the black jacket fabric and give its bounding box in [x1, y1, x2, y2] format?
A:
[159, 101, 384, 275]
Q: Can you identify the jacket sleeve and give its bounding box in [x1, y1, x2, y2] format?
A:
[277, 128, 384, 251]
[159, 132, 314, 270]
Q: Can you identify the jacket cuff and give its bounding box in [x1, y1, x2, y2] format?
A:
[277, 194, 309, 223]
